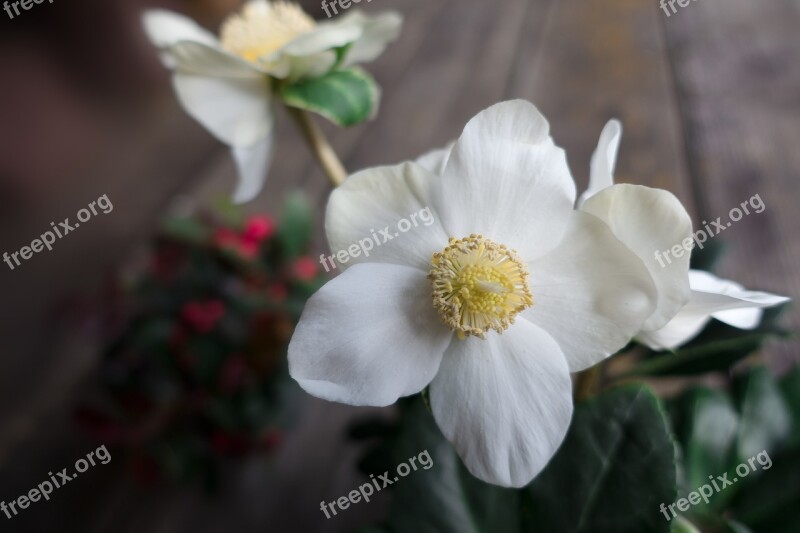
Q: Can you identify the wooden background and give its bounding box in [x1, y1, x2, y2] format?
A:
[0, 0, 797, 531]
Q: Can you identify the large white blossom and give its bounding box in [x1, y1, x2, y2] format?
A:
[580, 120, 789, 351]
[142, 1, 401, 203]
[288, 100, 691, 487]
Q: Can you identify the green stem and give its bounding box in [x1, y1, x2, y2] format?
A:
[287, 106, 347, 187]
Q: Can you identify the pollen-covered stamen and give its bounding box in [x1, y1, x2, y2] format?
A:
[428, 235, 533, 339]
[220, 1, 316, 63]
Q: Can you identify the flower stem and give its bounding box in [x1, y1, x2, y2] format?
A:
[287, 106, 347, 187]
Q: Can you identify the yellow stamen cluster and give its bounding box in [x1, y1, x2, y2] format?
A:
[220, 1, 316, 63]
[429, 235, 533, 339]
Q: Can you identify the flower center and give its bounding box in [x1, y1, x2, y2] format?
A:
[220, 1, 316, 63]
[428, 235, 533, 339]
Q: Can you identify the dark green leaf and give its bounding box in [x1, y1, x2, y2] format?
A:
[279, 67, 380, 127]
[670, 515, 701, 532]
[779, 366, 800, 448]
[730, 446, 800, 532]
[668, 387, 739, 513]
[734, 367, 791, 461]
[276, 192, 313, 260]
[161, 216, 211, 244]
[524, 385, 677, 533]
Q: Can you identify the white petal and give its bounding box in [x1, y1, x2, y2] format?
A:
[168, 41, 261, 78]
[280, 23, 362, 57]
[434, 101, 576, 261]
[172, 70, 273, 147]
[523, 210, 657, 372]
[415, 142, 453, 176]
[429, 318, 573, 488]
[231, 135, 274, 204]
[261, 51, 338, 81]
[636, 311, 710, 351]
[288, 264, 452, 407]
[636, 273, 790, 350]
[325, 162, 449, 271]
[337, 11, 404, 67]
[142, 9, 218, 49]
[688, 271, 789, 328]
[577, 119, 621, 206]
[581, 184, 692, 331]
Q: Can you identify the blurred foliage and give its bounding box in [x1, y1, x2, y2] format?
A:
[76, 194, 324, 486]
[354, 386, 677, 533]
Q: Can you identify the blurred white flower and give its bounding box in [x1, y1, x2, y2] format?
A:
[289, 100, 666, 487]
[637, 270, 790, 350]
[579, 120, 789, 350]
[142, 1, 401, 203]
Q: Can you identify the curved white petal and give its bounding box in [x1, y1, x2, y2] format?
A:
[259, 50, 338, 81]
[581, 184, 692, 331]
[288, 264, 452, 407]
[636, 271, 790, 350]
[415, 143, 453, 176]
[523, 210, 658, 372]
[690, 272, 788, 328]
[338, 11, 404, 67]
[636, 309, 711, 351]
[231, 134, 274, 204]
[325, 162, 449, 271]
[280, 23, 362, 57]
[168, 41, 261, 78]
[577, 119, 621, 206]
[434, 101, 576, 261]
[142, 9, 219, 49]
[713, 307, 763, 330]
[172, 70, 273, 147]
[429, 318, 572, 488]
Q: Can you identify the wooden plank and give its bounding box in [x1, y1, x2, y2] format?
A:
[511, 0, 696, 218]
[662, 0, 800, 371]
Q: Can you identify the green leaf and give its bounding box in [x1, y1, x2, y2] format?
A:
[276, 192, 313, 260]
[668, 387, 739, 513]
[161, 215, 211, 245]
[734, 367, 791, 461]
[779, 366, 800, 448]
[670, 515, 701, 533]
[523, 385, 677, 533]
[730, 446, 800, 532]
[279, 67, 380, 127]
[723, 519, 754, 533]
[627, 304, 792, 377]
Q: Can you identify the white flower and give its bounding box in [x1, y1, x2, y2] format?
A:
[288, 100, 682, 487]
[142, 1, 402, 203]
[580, 121, 789, 351]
